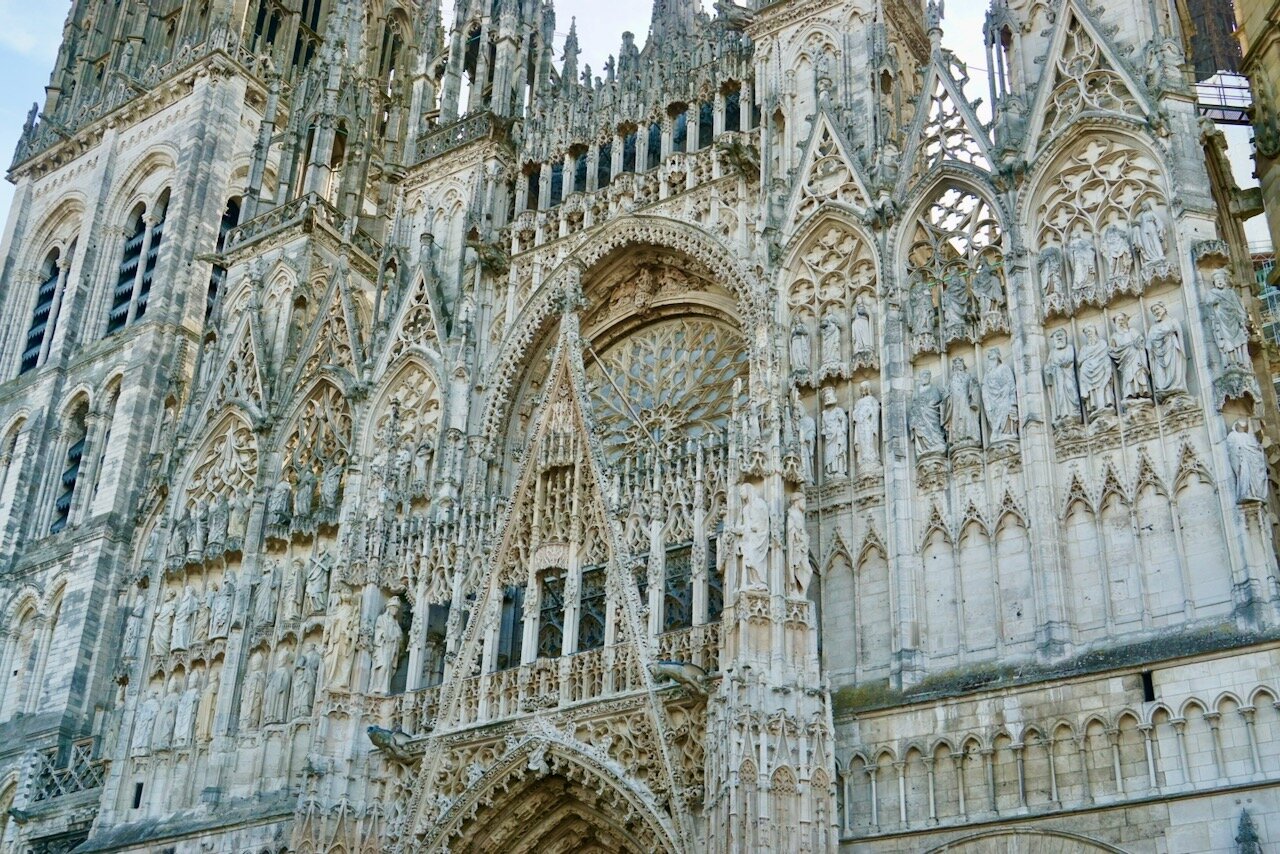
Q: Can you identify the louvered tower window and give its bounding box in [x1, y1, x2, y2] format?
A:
[207, 198, 241, 319]
[20, 248, 66, 375]
[107, 213, 145, 333]
[107, 193, 167, 334]
[50, 403, 88, 534]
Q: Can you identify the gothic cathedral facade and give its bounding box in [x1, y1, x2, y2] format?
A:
[0, 0, 1277, 852]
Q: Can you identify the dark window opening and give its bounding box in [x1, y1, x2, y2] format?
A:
[577, 567, 606, 652]
[572, 152, 588, 194]
[549, 162, 564, 207]
[672, 110, 688, 153]
[495, 587, 524, 671]
[597, 141, 613, 187]
[21, 249, 63, 374]
[663, 548, 693, 632]
[698, 102, 714, 149]
[1141, 671, 1156, 703]
[132, 783, 143, 809]
[646, 122, 662, 171]
[707, 537, 724, 622]
[725, 88, 742, 131]
[525, 166, 540, 211]
[207, 198, 241, 320]
[621, 131, 638, 174]
[51, 404, 88, 534]
[537, 570, 565, 658]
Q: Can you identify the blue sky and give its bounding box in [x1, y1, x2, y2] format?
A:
[0, 2, 1266, 246]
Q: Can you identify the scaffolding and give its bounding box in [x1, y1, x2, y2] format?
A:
[1196, 72, 1253, 125]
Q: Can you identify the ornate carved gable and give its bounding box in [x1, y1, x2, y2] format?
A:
[204, 320, 268, 422]
[900, 55, 994, 188]
[1026, 0, 1152, 158]
[787, 112, 871, 226]
[293, 257, 367, 391]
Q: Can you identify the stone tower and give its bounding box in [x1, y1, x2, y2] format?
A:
[0, 0, 1277, 852]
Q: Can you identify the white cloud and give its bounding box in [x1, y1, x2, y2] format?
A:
[0, 0, 62, 61]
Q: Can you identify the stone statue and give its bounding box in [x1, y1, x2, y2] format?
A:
[188, 500, 208, 559]
[1228, 420, 1269, 503]
[305, 551, 330, 615]
[972, 261, 1005, 317]
[324, 587, 359, 689]
[133, 692, 160, 756]
[263, 648, 293, 724]
[1044, 329, 1082, 425]
[799, 410, 817, 481]
[371, 598, 406, 695]
[1067, 225, 1097, 303]
[1146, 302, 1187, 399]
[142, 525, 163, 568]
[945, 357, 982, 446]
[1077, 325, 1116, 416]
[1101, 223, 1133, 287]
[1205, 269, 1249, 366]
[294, 466, 316, 520]
[820, 386, 849, 478]
[267, 480, 292, 528]
[153, 681, 179, 751]
[1039, 246, 1066, 302]
[852, 382, 881, 468]
[1110, 313, 1151, 401]
[320, 460, 344, 511]
[1133, 200, 1169, 269]
[982, 349, 1019, 442]
[280, 558, 304, 623]
[240, 652, 266, 730]
[907, 277, 935, 339]
[171, 585, 198, 652]
[909, 371, 947, 455]
[227, 493, 250, 547]
[210, 580, 231, 639]
[196, 671, 219, 741]
[850, 297, 874, 357]
[790, 319, 811, 374]
[152, 588, 176, 658]
[193, 583, 211, 645]
[819, 309, 841, 371]
[168, 509, 190, 562]
[253, 561, 280, 628]
[737, 482, 769, 590]
[786, 493, 812, 597]
[941, 269, 973, 341]
[207, 494, 229, 554]
[123, 592, 145, 657]
[290, 645, 319, 719]
[174, 672, 199, 747]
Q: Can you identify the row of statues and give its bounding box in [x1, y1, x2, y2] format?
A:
[908, 349, 1019, 456]
[142, 575, 245, 660]
[1043, 303, 1188, 426]
[797, 384, 882, 481]
[321, 590, 407, 695]
[132, 668, 221, 754]
[907, 261, 1008, 352]
[156, 492, 251, 569]
[251, 551, 334, 631]
[790, 297, 877, 378]
[239, 644, 321, 729]
[1040, 202, 1174, 314]
[266, 458, 346, 537]
[737, 483, 812, 599]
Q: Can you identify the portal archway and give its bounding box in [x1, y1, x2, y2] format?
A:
[926, 829, 1129, 853]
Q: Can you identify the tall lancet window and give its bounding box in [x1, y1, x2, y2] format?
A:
[21, 246, 70, 375]
[537, 569, 566, 658]
[50, 401, 88, 534]
[108, 192, 169, 334]
[207, 198, 241, 319]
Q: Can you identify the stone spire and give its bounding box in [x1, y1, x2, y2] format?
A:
[561, 17, 580, 95]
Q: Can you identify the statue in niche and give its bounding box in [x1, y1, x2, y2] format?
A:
[188, 500, 208, 560]
[263, 648, 293, 724]
[168, 509, 190, 563]
[321, 458, 344, 512]
[227, 492, 250, 549]
[1205, 269, 1249, 367]
[1146, 302, 1188, 399]
[1101, 223, 1133, 289]
[1067, 225, 1098, 304]
[1110, 313, 1152, 401]
[281, 558, 304, 623]
[983, 348, 1019, 442]
[305, 551, 331, 615]
[799, 407, 817, 481]
[253, 561, 280, 629]
[174, 672, 199, 748]
[972, 261, 1005, 319]
[171, 585, 198, 651]
[192, 583, 211, 645]
[790, 319, 811, 374]
[850, 297, 874, 358]
[240, 652, 266, 729]
[324, 587, 359, 689]
[142, 525, 163, 569]
[820, 387, 849, 478]
[1044, 329, 1082, 426]
[294, 466, 316, 520]
[153, 679, 179, 751]
[1039, 246, 1066, 305]
[152, 588, 175, 658]
[291, 644, 319, 719]
[196, 671, 219, 741]
[123, 592, 145, 657]
[268, 480, 292, 529]
[737, 483, 770, 591]
[1133, 200, 1169, 270]
[819, 309, 842, 371]
[207, 494, 229, 555]
[371, 598, 406, 695]
[1228, 420, 1269, 503]
[941, 269, 974, 342]
[209, 580, 230, 639]
[786, 493, 812, 597]
[852, 382, 881, 468]
[1077, 325, 1116, 416]
[133, 692, 160, 756]
[945, 357, 982, 446]
[909, 371, 947, 456]
[413, 441, 433, 488]
[907, 276, 936, 340]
